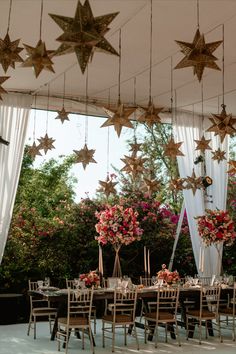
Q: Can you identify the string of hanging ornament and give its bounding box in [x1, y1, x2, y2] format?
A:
[27, 95, 42, 159]
[73, 67, 97, 170]
[55, 72, 70, 124]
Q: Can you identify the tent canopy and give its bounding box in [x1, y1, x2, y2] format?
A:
[1, 0, 236, 117]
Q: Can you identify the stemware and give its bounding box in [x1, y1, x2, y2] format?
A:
[45, 277, 50, 287]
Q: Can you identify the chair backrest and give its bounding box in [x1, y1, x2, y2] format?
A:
[140, 276, 152, 287]
[200, 286, 221, 316]
[112, 288, 138, 323]
[67, 287, 94, 323]
[28, 280, 48, 309]
[66, 279, 76, 289]
[155, 287, 180, 320]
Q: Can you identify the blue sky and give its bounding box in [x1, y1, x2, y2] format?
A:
[26, 110, 135, 201]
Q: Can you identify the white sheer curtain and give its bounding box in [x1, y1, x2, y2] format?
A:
[0, 94, 32, 264]
[173, 111, 229, 276]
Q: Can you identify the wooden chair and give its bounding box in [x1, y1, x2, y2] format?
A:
[144, 286, 181, 347]
[27, 280, 57, 339]
[102, 288, 139, 352]
[57, 287, 94, 354]
[186, 285, 221, 344]
[66, 279, 76, 289]
[218, 283, 236, 341]
[140, 276, 152, 287]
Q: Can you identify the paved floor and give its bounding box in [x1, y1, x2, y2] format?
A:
[0, 320, 236, 354]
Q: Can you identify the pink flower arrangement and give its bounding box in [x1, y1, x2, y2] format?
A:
[157, 264, 180, 283]
[79, 270, 100, 287]
[196, 209, 236, 247]
[95, 204, 143, 246]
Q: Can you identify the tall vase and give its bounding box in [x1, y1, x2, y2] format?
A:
[112, 244, 122, 278]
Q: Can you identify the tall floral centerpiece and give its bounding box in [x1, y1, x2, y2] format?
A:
[196, 209, 236, 273]
[95, 205, 143, 277]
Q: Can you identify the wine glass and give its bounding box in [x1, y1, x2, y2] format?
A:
[151, 276, 157, 286]
[45, 277, 50, 287]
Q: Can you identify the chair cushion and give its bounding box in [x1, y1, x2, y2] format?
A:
[58, 316, 89, 326]
[145, 311, 174, 321]
[102, 314, 132, 323]
[32, 307, 57, 315]
[219, 307, 234, 315]
[186, 309, 215, 319]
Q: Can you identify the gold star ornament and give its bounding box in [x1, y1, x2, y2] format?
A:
[27, 142, 42, 159]
[227, 160, 236, 175]
[162, 137, 185, 158]
[101, 101, 135, 137]
[98, 177, 118, 198]
[142, 177, 161, 197]
[138, 100, 163, 127]
[207, 104, 236, 143]
[175, 29, 222, 82]
[21, 39, 55, 78]
[38, 133, 56, 154]
[211, 148, 227, 163]
[169, 178, 185, 192]
[50, 0, 119, 73]
[194, 135, 212, 153]
[0, 33, 23, 72]
[121, 155, 147, 179]
[0, 76, 9, 100]
[129, 142, 142, 157]
[73, 143, 97, 170]
[184, 169, 203, 195]
[55, 106, 70, 124]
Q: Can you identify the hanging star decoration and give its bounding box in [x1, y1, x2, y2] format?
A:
[175, 29, 222, 82]
[98, 176, 118, 198]
[184, 169, 203, 195]
[169, 177, 185, 192]
[73, 143, 97, 170]
[206, 104, 236, 143]
[0, 76, 9, 100]
[101, 101, 135, 137]
[129, 142, 142, 157]
[211, 148, 227, 164]
[121, 155, 147, 179]
[27, 142, 42, 159]
[138, 100, 163, 127]
[38, 133, 55, 154]
[55, 106, 70, 124]
[142, 177, 161, 197]
[21, 39, 55, 78]
[162, 137, 185, 158]
[194, 135, 212, 153]
[227, 160, 236, 175]
[50, 0, 119, 74]
[0, 33, 23, 72]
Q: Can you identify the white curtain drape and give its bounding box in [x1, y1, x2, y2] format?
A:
[0, 94, 32, 264]
[173, 111, 229, 276]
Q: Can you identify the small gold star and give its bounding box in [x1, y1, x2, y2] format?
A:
[194, 135, 212, 153]
[162, 137, 184, 158]
[227, 160, 236, 175]
[73, 143, 97, 170]
[55, 106, 70, 124]
[0, 76, 9, 100]
[184, 169, 203, 195]
[21, 39, 55, 78]
[27, 142, 42, 159]
[175, 29, 222, 82]
[0, 33, 23, 72]
[169, 178, 185, 192]
[211, 148, 227, 163]
[101, 101, 135, 137]
[129, 142, 142, 157]
[121, 155, 147, 179]
[142, 177, 161, 197]
[207, 104, 236, 143]
[98, 177, 118, 198]
[138, 100, 163, 127]
[38, 133, 56, 154]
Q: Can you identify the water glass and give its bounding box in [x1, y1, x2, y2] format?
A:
[45, 277, 50, 287]
[37, 280, 43, 289]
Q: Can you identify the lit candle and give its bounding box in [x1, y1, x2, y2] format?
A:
[147, 249, 150, 276]
[144, 246, 147, 274]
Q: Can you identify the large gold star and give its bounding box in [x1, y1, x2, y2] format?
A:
[142, 177, 161, 197]
[184, 169, 203, 195]
[21, 39, 55, 78]
[227, 160, 236, 175]
[50, 0, 119, 73]
[0, 33, 23, 72]
[169, 177, 185, 192]
[73, 143, 97, 170]
[206, 104, 236, 143]
[121, 155, 147, 179]
[0, 76, 9, 100]
[101, 102, 135, 137]
[194, 135, 212, 153]
[211, 148, 227, 164]
[38, 133, 56, 154]
[98, 177, 118, 198]
[175, 29, 222, 82]
[162, 137, 184, 158]
[55, 106, 70, 124]
[27, 142, 42, 159]
[138, 101, 163, 127]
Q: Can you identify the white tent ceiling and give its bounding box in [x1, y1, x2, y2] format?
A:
[1, 0, 236, 118]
